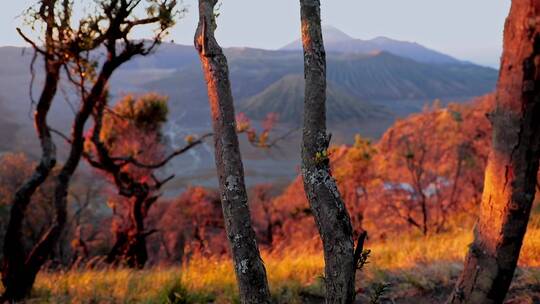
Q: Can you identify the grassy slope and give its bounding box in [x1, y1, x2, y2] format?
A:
[10, 208, 540, 303]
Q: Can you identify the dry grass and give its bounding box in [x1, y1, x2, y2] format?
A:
[8, 212, 540, 303]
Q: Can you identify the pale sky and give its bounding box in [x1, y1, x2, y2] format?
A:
[1, 0, 511, 67]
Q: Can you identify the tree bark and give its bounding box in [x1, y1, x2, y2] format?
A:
[194, 1, 271, 303]
[447, 1, 540, 303]
[299, 1, 356, 303]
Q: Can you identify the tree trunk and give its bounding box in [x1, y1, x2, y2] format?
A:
[299, 1, 356, 303]
[447, 2, 540, 303]
[1, 60, 60, 302]
[126, 195, 149, 268]
[194, 1, 271, 303]
[106, 195, 150, 268]
[106, 229, 148, 269]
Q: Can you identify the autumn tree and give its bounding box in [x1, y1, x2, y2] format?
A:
[447, 1, 540, 303]
[87, 93, 167, 268]
[2, 0, 178, 300]
[194, 0, 271, 302]
[298, 0, 366, 303]
[373, 103, 488, 235]
[82, 93, 210, 268]
[331, 136, 377, 236]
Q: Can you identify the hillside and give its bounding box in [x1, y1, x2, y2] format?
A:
[326, 52, 496, 101]
[239, 74, 393, 124]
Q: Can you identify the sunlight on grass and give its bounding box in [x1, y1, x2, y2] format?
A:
[30, 268, 182, 303]
[12, 213, 540, 303]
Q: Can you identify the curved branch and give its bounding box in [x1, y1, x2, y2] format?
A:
[121, 133, 213, 169]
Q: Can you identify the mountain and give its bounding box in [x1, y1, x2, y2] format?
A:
[142, 48, 497, 124]
[0, 39, 497, 130]
[281, 26, 462, 64]
[240, 74, 392, 124]
[317, 25, 354, 43]
[0, 35, 498, 185]
[0, 42, 497, 145]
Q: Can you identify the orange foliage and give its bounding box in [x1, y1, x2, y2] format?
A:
[148, 187, 226, 265]
[367, 96, 493, 235]
[266, 96, 495, 248]
[60, 96, 499, 265]
[98, 93, 168, 185]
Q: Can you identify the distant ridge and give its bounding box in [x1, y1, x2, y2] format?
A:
[0, 39, 499, 184]
[0, 40, 497, 146]
[281, 25, 461, 64]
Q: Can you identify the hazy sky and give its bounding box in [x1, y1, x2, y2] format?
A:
[1, 0, 511, 67]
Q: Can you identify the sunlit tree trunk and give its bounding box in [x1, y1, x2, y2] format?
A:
[299, 0, 357, 303]
[447, 1, 540, 303]
[194, 1, 271, 303]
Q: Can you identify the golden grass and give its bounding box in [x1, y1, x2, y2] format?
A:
[30, 268, 183, 303]
[9, 213, 540, 303]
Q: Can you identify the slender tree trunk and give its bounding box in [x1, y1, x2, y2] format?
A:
[1, 60, 60, 302]
[194, 1, 271, 302]
[299, 1, 356, 303]
[447, 2, 540, 303]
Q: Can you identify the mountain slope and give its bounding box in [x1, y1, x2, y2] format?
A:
[326, 52, 496, 101]
[239, 74, 392, 124]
